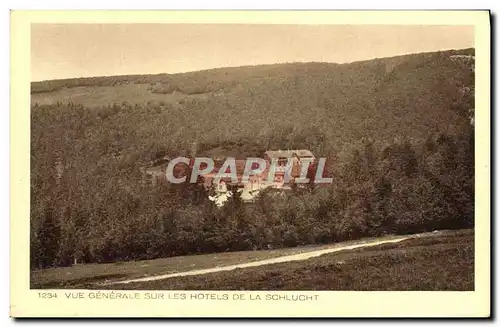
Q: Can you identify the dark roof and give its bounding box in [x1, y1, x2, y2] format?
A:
[265, 149, 315, 159]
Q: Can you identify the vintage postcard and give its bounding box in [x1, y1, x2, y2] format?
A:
[10, 10, 490, 318]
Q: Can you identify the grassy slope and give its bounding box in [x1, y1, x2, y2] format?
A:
[103, 229, 473, 291]
[31, 242, 345, 289]
[32, 229, 473, 290]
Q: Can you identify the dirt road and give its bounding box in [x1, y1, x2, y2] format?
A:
[105, 234, 416, 285]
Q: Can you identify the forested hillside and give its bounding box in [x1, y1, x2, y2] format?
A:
[30, 48, 475, 268]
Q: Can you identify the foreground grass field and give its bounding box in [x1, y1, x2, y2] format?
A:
[31, 240, 356, 289]
[32, 229, 473, 290]
[101, 229, 473, 291]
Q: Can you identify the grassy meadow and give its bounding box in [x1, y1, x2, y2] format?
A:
[32, 229, 474, 291]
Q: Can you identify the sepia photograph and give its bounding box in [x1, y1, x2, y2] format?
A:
[10, 10, 490, 318]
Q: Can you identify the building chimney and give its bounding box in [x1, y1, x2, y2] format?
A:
[190, 141, 198, 157]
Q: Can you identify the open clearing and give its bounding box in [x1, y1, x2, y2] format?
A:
[31, 238, 364, 289]
[106, 235, 413, 285]
[31, 229, 473, 290]
[104, 229, 473, 291]
[31, 84, 210, 108]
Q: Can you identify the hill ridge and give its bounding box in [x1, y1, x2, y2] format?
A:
[31, 47, 474, 85]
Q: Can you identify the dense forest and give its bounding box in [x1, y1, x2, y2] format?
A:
[30, 48, 475, 269]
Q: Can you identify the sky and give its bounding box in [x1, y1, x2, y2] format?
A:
[31, 24, 474, 81]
